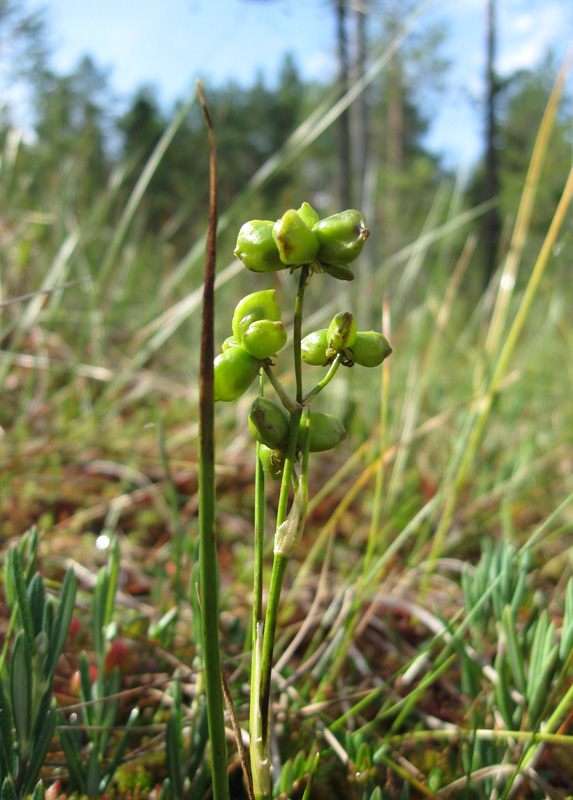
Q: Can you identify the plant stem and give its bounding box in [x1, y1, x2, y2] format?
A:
[250, 266, 310, 797]
[302, 353, 343, 404]
[249, 378, 267, 797]
[258, 552, 289, 744]
[293, 266, 309, 404]
[197, 83, 229, 800]
[262, 362, 299, 412]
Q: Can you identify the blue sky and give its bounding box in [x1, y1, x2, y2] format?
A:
[12, 0, 573, 166]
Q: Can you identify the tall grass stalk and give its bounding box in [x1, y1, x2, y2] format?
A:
[196, 85, 229, 800]
[421, 61, 573, 583]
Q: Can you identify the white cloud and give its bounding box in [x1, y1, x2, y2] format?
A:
[498, 2, 571, 75]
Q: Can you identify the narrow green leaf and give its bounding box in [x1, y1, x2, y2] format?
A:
[100, 669, 121, 754]
[4, 551, 15, 609]
[159, 777, 171, 800]
[42, 601, 53, 646]
[78, 653, 94, 728]
[92, 570, 107, 657]
[9, 549, 35, 651]
[103, 539, 120, 631]
[1, 777, 17, 800]
[527, 610, 549, 698]
[27, 574, 45, 639]
[166, 712, 182, 799]
[559, 578, 573, 663]
[502, 605, 526, 694]
[57, 725, 85, 794]
[10, 632, 32, 752]
[0, 736, 9, 784]
[510, 554, 529, 618]
[98, 707, 139, 794]
[186, 697, 209, 780]
[30, 688, 52, 744]
[45, 568, 77, 678]
[292, 750, 306, 780]
[23, 528, 38, 584]
[20, 708, 57, 798]
[278, 758, 293, 795]
[527, 644, 559, 725]
[0, 680, 14, 778]
[494, 650, 513, 729]
[301, 752, 320, 800]
[501, 544, 514, 606]
[30, 780, 45, 800]
[85, 744, 101, 798]
[544, 621, 556, 659]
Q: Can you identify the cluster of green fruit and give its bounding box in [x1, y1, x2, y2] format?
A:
[302, 311, 392, 368]
[214, 203, 393, 481]
[234, 202, 369, 280]
[214, 289, 286, 402]
[249, 398, 346, 480]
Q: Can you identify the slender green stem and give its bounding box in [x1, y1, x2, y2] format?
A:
[249, 379, 267, 797]
[252, 450, 265, 637]
[197, 83, 229, 800]
[255, 266, 310, 779]
[258, 553, 289, 744]
[262, 362, 299, 412]
[302, 353, 343, 404]
[293, 266, 309, 404]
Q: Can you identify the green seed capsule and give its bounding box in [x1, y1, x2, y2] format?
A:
[351, 331, 393, 368]
[321, 263, 355, 281]
[327, 311, 357, 353]
[273, 209, 319, 266]
[299, 411, 346, 452]
[301, 329, 330, 366]
[234, 220, 286, 273]
[313, 210, 370, 266]
[241, 319, 288, 360]
[297, 201, 320, 229]
[258, 445, 284, 480]
[214, 347, 261, 402]
[248, 397, 290, 450]
[221, 336, 240, 351]
[232, 290, 282, 344]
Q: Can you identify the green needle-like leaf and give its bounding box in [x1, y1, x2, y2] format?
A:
[85, 744, 101, 798]
[99, 707, 139, 794]
[30, 780, 45, 800]
[45, 568, 78, 679]
[103, 540, 120, 631]
[21, 708, 57, 798]
[166, 712, 182, 800]
[27, 574, 45, 640]
[9, 549, 35, 652]
[1, 777, 17, 800]
[0, 681, 13, 779]
[502, 605, 526, 694]
[559, 578, 573, 664]
[10, 631, 32, 753]
[57, 724, 86, 794]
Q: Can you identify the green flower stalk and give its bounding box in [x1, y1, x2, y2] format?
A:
[219, 204, 390, 799]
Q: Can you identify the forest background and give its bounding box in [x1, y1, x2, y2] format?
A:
[0, 0, 572, 798]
